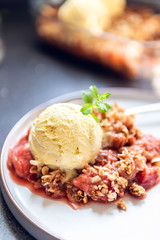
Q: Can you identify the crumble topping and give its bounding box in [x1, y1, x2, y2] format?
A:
[30, 166, 66, 198]
[66, 183, 88, 204]
[100, 104, 142, 149]
[116, 156, 135, 176]
[72, 164, 128, 202]
[115, 148, 146, 180]
[128, 183, 146, 198]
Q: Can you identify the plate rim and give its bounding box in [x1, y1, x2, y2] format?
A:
[1, 87, 160, 240]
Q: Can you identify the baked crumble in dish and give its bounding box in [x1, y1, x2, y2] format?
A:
[7, 103, 160, 210]
[36, 3, 160, 78]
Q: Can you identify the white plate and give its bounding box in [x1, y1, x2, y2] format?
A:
[1, 88, 160, 240]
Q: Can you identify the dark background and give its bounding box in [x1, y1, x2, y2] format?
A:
[0, 1, 152, 239]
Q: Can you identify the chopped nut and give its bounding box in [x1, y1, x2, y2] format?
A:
[129, 183, 146, 197]
[116, 199, 127, 211]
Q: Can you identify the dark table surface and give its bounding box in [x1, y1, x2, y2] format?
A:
[0, 1, 153, 240]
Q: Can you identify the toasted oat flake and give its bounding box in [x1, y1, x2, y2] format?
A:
[30, 160, 42, 166]
[108, 172, 119, 181]
[91, 175, 101, 183]
[30, 165, 38, 174]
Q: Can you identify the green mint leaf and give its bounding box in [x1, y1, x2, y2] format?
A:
[91, 113, 100, 124]
[80, 103, 93, 115]
[82, 91, 93, 104]
[104, 103, 111, 111]
[95, 101, 108, 113]
[80, 85, 111, 124]
[89, 85, 99, 100]
[100, 92, 111, 100]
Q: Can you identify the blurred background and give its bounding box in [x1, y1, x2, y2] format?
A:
[0, 0, 160, 239]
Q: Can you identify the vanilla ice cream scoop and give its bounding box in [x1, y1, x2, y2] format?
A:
[29, 103, 102, 172]
[58, 0, 126, 32]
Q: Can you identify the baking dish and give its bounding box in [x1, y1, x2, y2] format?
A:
[35, 0, 160, 79]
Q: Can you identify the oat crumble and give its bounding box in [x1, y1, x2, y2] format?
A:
[129, 183, 146, 198]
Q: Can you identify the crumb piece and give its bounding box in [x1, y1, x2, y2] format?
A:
[107, 191, 117, 202]
[30, 165, 38, 174]
[42, 166, 49, 175]
[129, 182, 146, 197]
[116, 199, 127, 211]
[83, 196, 88, 204]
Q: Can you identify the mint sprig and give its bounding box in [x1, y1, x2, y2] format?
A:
[82, 91, 93, 104]
[80, 85, 111, 124]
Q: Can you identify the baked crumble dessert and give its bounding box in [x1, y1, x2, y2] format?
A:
[7, 87, 160, 210]
[36, 2, 160, 77]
